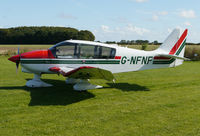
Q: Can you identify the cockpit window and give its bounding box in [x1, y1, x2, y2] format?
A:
[101, 46, 115, 59]
[51, 42, 116, 59]
[56, 45, 75, 58]
[79, 44, 95, 59]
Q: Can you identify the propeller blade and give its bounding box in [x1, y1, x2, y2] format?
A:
[16, 47, 20, 73]
[17, 47, 20, 55]
[16, 61, 19, 73]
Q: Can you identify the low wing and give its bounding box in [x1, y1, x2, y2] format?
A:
[156, 54, 190, 60]
[49, 66, 114, 81]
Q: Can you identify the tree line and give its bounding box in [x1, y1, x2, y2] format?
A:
[0, 26, 95, 44]
[106, 40, 160, 45]
[106, 40, 200, 45]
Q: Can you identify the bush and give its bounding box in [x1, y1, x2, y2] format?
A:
[141, 44, 148, 50]
[185, 45, 200, 60]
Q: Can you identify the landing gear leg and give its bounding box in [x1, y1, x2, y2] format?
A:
[26, 74, 53, 87]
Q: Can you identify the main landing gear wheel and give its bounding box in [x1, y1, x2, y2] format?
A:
[73, 79, 102, 91]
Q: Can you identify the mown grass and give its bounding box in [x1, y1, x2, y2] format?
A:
[1, 56, 200, 136]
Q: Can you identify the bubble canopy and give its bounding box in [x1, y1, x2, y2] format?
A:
[49, 40, 116, 59]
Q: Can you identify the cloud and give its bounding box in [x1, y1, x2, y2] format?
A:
[133, 0, 148, 3]
[151, 11, 168, 21]
[179, 10, 196, 18]
[101, 25, 112, 33]
[184, 22, 191, 26]
[111, 17, 129, 24]
[152, 15, 159, 21]
[93, 24, 150, 41]
[58, 13, 77, 20]
[125, 24, 150, 35]
[99, 24, 149, 36]
[158, 11, 168, 16]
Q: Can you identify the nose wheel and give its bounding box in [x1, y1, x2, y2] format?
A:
[26, 74, 53, 87]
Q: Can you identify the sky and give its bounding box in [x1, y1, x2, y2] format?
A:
[0, 0, 200, 43]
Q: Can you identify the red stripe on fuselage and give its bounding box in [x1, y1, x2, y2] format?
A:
[169, 29, 188, 55]
[115, 56, 121, 59]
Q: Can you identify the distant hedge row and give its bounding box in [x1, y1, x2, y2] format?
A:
[0, 26, 95, 44]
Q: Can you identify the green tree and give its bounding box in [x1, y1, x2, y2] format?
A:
[0, 26, 95, 44]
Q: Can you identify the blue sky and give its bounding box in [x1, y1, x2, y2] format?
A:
[1, 0, 200, 43]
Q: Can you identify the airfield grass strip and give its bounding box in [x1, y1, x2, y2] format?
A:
[1, 57, 200, 136]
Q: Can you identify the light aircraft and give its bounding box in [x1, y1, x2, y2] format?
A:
[8, 28, 188, 91]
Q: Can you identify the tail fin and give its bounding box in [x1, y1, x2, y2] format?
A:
[157, 29, 187, 55]
[157, 29, 180, 53]
[155, 28, 188, 66]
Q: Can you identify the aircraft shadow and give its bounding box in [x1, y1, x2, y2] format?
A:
[0, 79, 95, 106]
[106, 83, 150, 91]
[0, 80, 149, 106]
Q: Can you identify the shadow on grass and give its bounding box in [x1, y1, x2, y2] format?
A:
[106, 83, 150, 91]
[0, 79, 95, 106]
[0, 80, 149, 106]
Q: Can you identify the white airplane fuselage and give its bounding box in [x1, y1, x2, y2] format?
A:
[20, 45, 177, 75]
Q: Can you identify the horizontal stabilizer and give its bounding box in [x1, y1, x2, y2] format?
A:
[157, 54, 190, 60]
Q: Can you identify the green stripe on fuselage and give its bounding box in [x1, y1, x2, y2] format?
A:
[21, 59, 120, 64]
[153, 58, 175, 64]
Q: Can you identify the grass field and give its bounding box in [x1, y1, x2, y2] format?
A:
[1, 56, 200, 136]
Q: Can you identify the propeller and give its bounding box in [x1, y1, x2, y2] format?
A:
[16, 47, 20, 73]
[8, 47, 21, 73]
